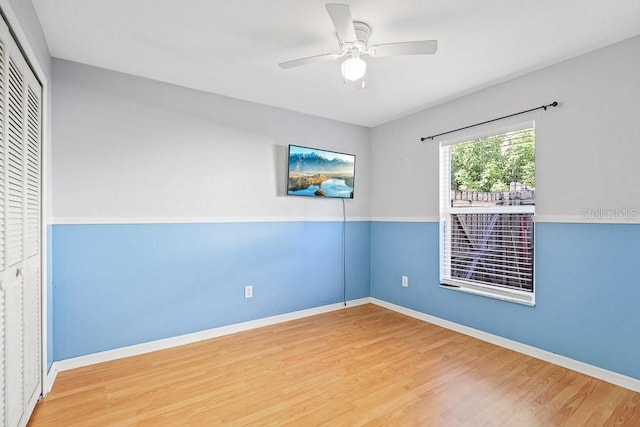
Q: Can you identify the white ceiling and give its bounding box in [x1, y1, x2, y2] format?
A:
[33, 0, 640, 127]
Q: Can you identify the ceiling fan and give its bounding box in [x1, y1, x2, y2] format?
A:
[278, 3, 438, 84]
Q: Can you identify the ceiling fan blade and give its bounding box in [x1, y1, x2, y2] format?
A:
[369, 40, 438, 57]
[278, 52, 340, 69]
[326, 3, 357, 43]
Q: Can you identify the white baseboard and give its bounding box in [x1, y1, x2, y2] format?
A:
[43, 365, 58, 395]
[52, 297, 372, 373]
[371, 298, 640, 393]
[49, 296, 640, 395]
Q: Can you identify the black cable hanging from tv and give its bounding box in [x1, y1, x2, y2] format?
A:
[420, 101, 559, 142]
[342, 198, 347, 306]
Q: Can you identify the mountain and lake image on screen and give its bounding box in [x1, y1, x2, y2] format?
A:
[287, 145, 355, 199]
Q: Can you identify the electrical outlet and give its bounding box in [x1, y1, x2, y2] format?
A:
[245, 285, 253, 298]
[402, 276, 409, 287]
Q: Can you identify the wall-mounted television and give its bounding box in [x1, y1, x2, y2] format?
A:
[287, 144, 355, 199]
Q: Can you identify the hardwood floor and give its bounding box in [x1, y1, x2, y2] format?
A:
[29, 304, 640, 426]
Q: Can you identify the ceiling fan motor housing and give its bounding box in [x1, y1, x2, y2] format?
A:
[353, 21, 371, 46]
[339, 21, 372, 56]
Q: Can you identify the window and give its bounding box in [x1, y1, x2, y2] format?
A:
[439, 124, 535, 306]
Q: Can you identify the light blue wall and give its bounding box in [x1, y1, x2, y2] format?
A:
[371, 221, 640, 380]
[53, 221, 370, 360]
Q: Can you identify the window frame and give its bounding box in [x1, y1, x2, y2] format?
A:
[438, 121, 536, 306]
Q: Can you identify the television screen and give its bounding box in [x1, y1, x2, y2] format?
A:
[287, 145, 355, 199]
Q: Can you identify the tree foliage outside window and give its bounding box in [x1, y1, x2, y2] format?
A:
[450, 129, 535, 192]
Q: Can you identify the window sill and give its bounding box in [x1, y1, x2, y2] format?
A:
[440, 282, 535, 307]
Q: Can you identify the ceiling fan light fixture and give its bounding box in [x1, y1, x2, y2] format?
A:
[341, 56, 366, 81]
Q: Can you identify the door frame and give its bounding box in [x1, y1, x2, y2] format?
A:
[0, 0, 51, 397]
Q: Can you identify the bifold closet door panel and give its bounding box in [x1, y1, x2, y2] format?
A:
[0, 18, 6, 425]
[4, 31, 27, 427]
[0, 12, 43, 427]
[23, 79, 42, 412]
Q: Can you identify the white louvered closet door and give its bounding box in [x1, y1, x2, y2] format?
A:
[0, 26, 4, 425]
[0, 14, 42, 427]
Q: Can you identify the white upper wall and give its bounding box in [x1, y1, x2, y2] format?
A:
[8, 0, 50, 77]
[370, 35, 640, 222]
[52, 59, 371, 222]
[52, 33, 640, 223]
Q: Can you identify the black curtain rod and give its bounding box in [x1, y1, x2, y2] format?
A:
[420, 101, 559, 142]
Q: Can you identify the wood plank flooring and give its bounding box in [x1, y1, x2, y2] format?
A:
[29, 304, 640, 426]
